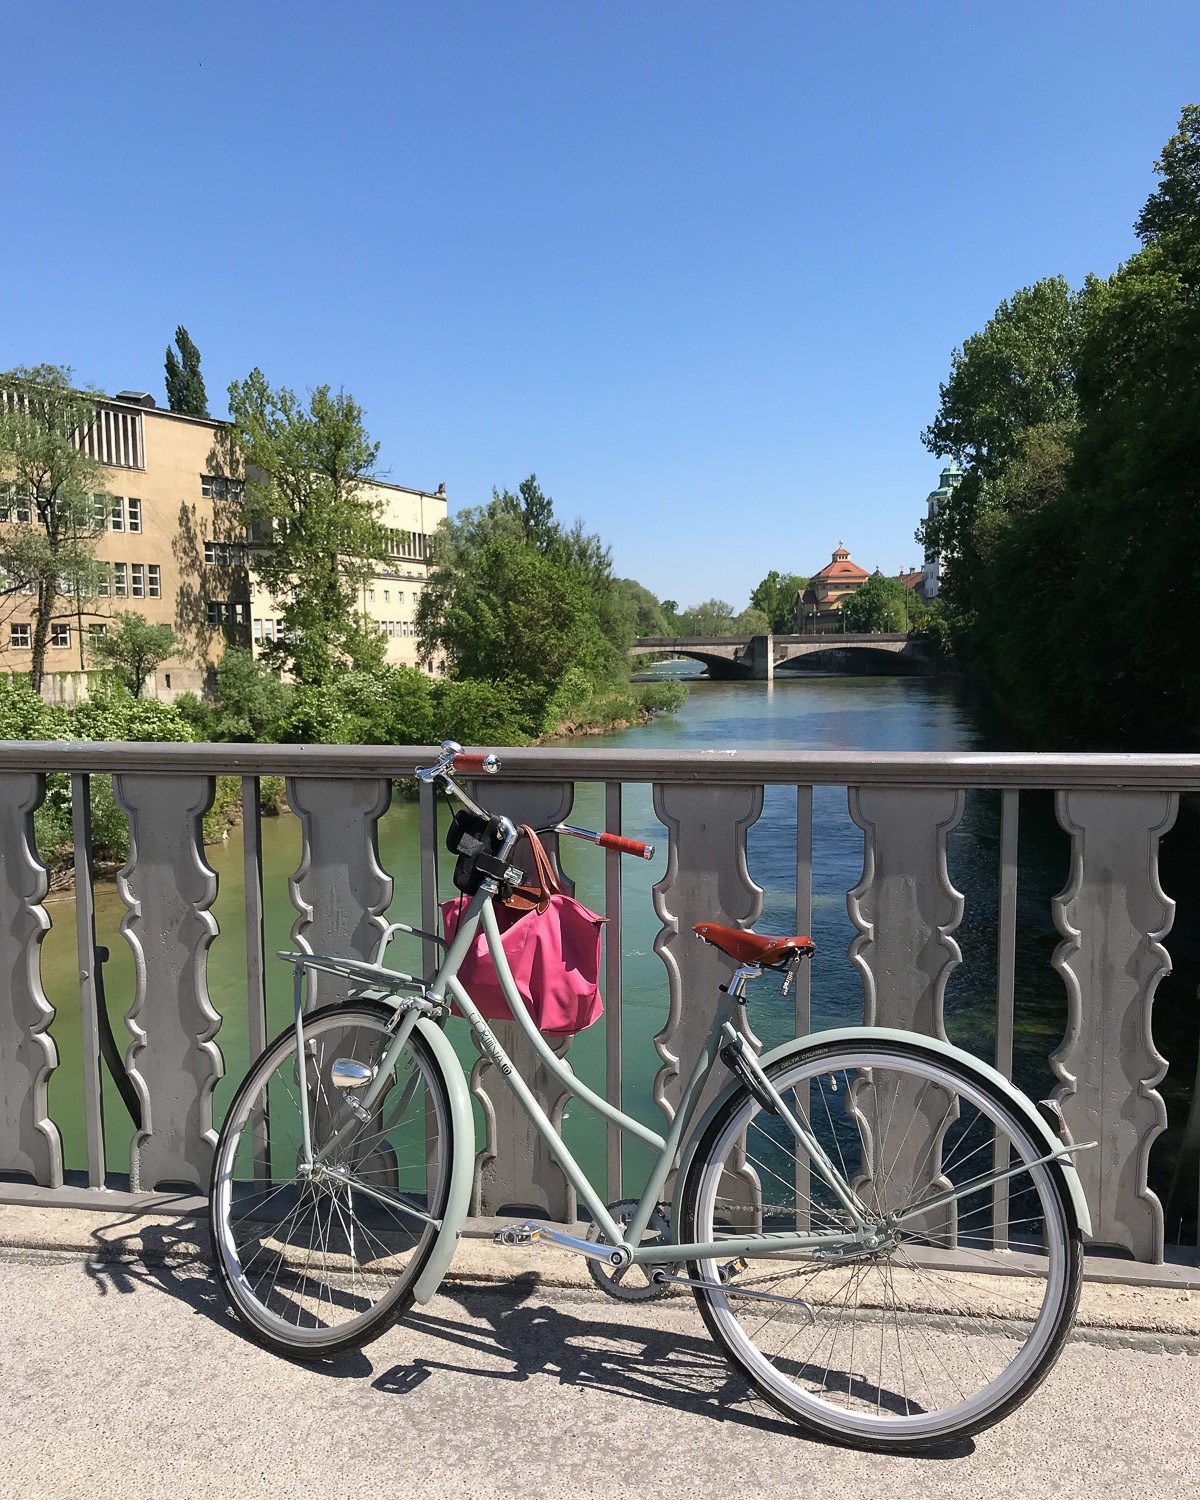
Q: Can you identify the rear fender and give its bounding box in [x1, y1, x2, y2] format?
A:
[670, 1026, 1091, 1239]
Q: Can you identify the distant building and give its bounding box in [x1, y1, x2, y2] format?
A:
[796, 542, 869, 631]
[0, 390, 446, 697]
[922, 461, 964, 601]
[897, 566, 928, 604]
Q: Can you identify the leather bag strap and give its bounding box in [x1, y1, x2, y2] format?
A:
[502, 825, 561, 913]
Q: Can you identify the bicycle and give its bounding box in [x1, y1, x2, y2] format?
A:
[208, 741, 1092, 1453]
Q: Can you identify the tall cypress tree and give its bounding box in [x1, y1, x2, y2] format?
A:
[164, 326, 209, 416]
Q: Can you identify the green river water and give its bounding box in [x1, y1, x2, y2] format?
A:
[36, 671, 1200, 1229]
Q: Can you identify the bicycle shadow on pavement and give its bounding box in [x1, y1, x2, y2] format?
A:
[81, 1212, 373, 1380]
[370, 1274, 974, 1459]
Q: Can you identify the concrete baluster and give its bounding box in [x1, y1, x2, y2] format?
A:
[847, 785, 966, 1240]
[115, 773, 221, 1192]
[0, 772, 61, 1186]
[1052, 789, 1177, 1262]
[286, 776, 393, 1008]
[652, 781, 764, 1221]
[465, 781, 579, 1220]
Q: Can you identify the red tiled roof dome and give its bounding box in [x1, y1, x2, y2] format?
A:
[811, 541, 868, 582]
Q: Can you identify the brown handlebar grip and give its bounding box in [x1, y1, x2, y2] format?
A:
[597, 832, 654, 859]
[452, 752, 500, 775]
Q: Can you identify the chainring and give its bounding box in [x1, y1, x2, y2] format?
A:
[586, 1199, 681, 1302]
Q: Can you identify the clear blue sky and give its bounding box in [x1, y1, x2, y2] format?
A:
[2, 2, 1196, 608]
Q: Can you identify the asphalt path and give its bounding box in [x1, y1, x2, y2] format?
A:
[1, 1247, 1197, 1500]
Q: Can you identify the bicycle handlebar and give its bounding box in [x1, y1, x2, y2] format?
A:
[452, 752, 500, 775]
[419, 741, 655, 859]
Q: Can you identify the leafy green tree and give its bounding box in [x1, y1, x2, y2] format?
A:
[677, 598, 737, 635]
[918, 104, 1200, 748]
[733, 606, 771, 635]
[1134, 103, 1200, 244]
[0, 365, 111, 691]
[164, 326, 209, 417]
[417, 477, 631, 715]
[225, 370, 390, 684]
[842, 574, 914, 633]
[614, 578, 671, 636]
[749, 571, 808, 633]
[205, 648, 294, 740]
[88, 611, 181, 697]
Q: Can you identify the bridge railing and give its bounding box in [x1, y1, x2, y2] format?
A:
[0, 741, 1197, 1269]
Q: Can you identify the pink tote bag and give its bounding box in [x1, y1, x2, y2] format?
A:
[441, 826, 605, 1035]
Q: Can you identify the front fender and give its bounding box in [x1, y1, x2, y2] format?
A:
[670, 1026, 1091, 1240]
[411, 1018, 476, 1303]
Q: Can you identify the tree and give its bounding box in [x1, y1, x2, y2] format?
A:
[417, 477, 632, 715]
[164, 326, 209, 417]
[677, 598, 737, 635]
[842, 574, 914, 633]
[733, 606, 771, 634]
[88, 611, 182, 697]
[0, 365, 111, 692]
[1134, 103, 1200, 244]
[749, 570, 809, 633]
[613, 577, 671, 636]
[225, 370, 389, 684]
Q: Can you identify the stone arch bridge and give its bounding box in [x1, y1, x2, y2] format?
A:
[631, 633, 938, 679]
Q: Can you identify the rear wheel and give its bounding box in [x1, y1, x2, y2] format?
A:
[679, 1038, 1082, 1452]
[209, 1002, 453, 1358]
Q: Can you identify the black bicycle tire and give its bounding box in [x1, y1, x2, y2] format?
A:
[208, 1000, 455, 1360]
[678, 1035, 1084, 1453]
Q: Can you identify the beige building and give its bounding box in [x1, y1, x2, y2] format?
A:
[0, 392, 445, 695]
[247, 478, 446, 674]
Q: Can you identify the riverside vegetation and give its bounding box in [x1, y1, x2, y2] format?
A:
[920, 103, 1200, 751]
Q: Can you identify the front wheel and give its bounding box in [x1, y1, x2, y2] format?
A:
[679, 1038, 1082, 1452]
[209, 1002, 455, 1358]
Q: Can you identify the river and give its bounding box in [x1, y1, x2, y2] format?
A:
[36, 670, 1200, 1228]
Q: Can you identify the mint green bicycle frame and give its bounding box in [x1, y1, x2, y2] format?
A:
[289, 877, 1090, 1305]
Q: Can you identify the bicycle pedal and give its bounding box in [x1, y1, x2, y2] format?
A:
[494, 1222, 541, 1248]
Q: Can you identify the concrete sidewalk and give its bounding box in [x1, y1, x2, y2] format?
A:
[0, 1207, 1197, 1500]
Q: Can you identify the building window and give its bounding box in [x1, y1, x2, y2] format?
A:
[275, 619, 286, 639]
[127, 498, 141, 534]
[9, 623, 30, 648]
[201, 475, 245, 502]
[383, 589, 390, 603]
[50, 623, 70, 648]
[252, 619, 263, 643]
[89, 623, 107, 639]
[93, 494, 108, 528]
[263, 619, 274, 642]
[386, 529, 427, 561]
[0, 489, 33, 524]
[367, 588, 375, 603]
[204, 540, 245, 566]
[207, 600, 249, 628]
[147, 565, 160, 599]
[113, 562, 128, 597]
[131, 563, 145, 599]
[110, 496, 124, 532]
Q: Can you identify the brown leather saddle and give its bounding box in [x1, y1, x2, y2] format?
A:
[693, 921, 816, 969]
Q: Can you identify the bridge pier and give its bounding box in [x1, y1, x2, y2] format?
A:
[747, 634, 774, 681]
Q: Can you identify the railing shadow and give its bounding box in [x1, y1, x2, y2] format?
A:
[372, 1274, 975, 1459]
[81, 1227, 973, 1456]
[80, 1211, 372, 1379]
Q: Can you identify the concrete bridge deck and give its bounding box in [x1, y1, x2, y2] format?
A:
[1, 1205, 1196, 1500]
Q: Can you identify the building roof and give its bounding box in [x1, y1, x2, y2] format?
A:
[898, 570, 925, 590]
[811, 542, 869, 582]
